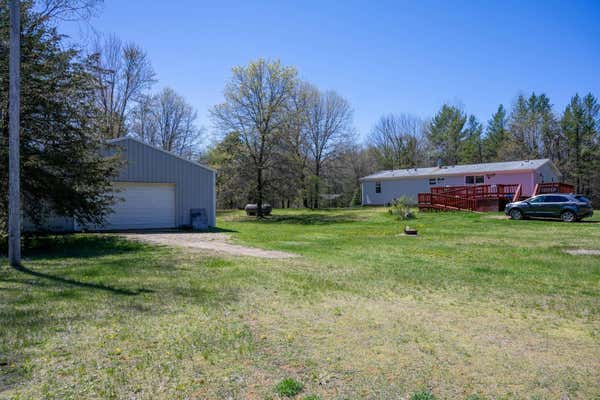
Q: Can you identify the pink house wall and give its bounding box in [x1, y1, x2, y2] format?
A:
[485, 171, 536, 196]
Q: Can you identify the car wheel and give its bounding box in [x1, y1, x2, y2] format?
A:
[561, 210, 576, 222]
[510, 209, 523, 220]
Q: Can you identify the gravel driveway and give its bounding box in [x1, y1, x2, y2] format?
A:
[121, 232, 297, 259]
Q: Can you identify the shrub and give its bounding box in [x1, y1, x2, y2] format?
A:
[275, 378, 303, 397]
[410, 390, 437, 400]
[388, 196, 417, 220]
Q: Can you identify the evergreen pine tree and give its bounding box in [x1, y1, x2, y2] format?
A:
[460, 115, 483, 163]
[0, 2, 120, 231]
[561, 93, 599, 196]
[483, 105, 507, 161]
[426, 104, 467, 165]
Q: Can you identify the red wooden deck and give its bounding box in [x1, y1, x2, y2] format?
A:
[418, 182, 574, 212]
[533, 182, 575, 195]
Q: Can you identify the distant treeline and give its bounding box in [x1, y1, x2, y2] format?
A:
[205, 59, 600, 209]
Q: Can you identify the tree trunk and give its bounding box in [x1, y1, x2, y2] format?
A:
[256, 167, 263, 218]
[314, 162, 320, 209]
[576, 126, 581, 193]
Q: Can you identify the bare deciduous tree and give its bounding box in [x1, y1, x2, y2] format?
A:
[305, 87, 353, 208]
[36, 0, 102, 21]
[210, 59, 298, 217]
[91, 34, 155, 139]
[130, 87, 203, 159]
[369, 113, 426, 170]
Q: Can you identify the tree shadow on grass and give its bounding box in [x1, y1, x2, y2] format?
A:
[2, 235, 158, 295]
[23, 234, 147, 260]
[10, 264, 152, 296]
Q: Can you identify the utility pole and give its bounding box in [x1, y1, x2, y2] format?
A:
[8, 0, 21, 266]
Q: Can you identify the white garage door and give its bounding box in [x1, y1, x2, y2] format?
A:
[101, 182, 176, 230]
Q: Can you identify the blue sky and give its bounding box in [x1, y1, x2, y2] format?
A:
[60, 0, 600, 142]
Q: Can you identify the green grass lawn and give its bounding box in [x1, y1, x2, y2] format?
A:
[1, 208, 599, 399]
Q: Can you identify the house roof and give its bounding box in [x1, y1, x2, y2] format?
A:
[360, 159, 556, 181]
[107, 136, 217, 174]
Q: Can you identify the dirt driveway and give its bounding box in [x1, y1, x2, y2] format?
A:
[121, 232, 297, 259]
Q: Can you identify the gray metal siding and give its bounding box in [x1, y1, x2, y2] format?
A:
[111, 138, 216, 227]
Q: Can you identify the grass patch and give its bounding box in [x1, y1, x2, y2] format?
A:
[274, 378, 303, 397]
[410, 391, 437, 400]
[1, 208, 599, 399]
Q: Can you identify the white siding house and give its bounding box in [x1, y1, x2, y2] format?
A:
[360, 159, 561, 206]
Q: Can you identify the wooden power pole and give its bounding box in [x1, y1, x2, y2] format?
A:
[8, 0, 21, 266]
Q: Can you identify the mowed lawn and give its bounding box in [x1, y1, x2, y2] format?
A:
[1, 208, 599, 399]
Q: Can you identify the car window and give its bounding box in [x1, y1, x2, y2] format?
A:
[545, 195, 568, 202]
[575, 195, 590, 203]
[529, 196, 545, 203]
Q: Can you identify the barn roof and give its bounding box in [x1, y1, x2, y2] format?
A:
[107, 136, 216, 173]
[360, 159, 557, 181]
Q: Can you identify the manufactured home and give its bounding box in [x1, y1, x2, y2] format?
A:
[360, 159, 561, 206]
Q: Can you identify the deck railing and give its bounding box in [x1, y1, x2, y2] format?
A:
[420, 182, 574, 212]
[430, 184, 519, 199]
[534, 182, 575, 195]
[418, 192, 477, 211]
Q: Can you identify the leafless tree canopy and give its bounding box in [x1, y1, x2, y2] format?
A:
[35, 0, 103, 22]
[304, 87, 354, 207]
[91, 34, 156, 139]
[130, 88, 203, 159]
[305, 87, 354, 173]
[369, 113, 426, 169]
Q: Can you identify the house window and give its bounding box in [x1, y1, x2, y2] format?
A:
[375, 182, 381, 193]
[429, 178, 437, 185]
[465, 175, 484, 184]
[437, 177, 445, 183]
